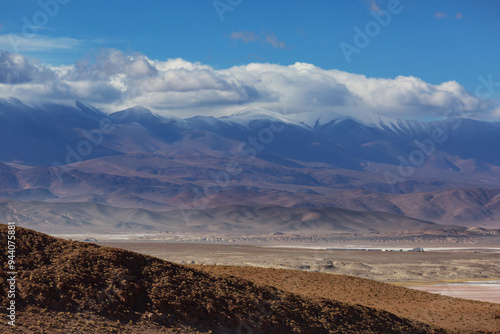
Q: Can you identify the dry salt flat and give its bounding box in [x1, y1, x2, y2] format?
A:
[403, 280, 500, 304]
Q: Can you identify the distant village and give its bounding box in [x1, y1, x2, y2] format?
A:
[326, 247, 425, 252]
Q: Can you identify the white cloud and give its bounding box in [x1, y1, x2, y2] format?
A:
[265, 33, 287, 49]
[0, 49, 54, 83]
[229, 31, 287, 50]
[331, 73, 483, 116]
[0, 34, 81, 52]
[491, 106, 500, 118]
[230, 31, 258, 43]
[435, 11, 464, 20]
[0, 48, 495, 119]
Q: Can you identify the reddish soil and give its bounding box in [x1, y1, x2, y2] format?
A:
[195, 265, 500, 333]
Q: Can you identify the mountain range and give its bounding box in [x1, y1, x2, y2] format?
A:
[0, 97, 499, 232]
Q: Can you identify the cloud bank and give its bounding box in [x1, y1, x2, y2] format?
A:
[0, 48, 494, 119]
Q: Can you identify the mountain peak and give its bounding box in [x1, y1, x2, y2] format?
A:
[121, 105, 156, 116]
[287, 110, 345, 129]
[219, 107, 311, 129]
[109, 105, 162, 123]
[74, 101, 106, 118]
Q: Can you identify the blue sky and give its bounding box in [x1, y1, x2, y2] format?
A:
[0, 0, 499, 118]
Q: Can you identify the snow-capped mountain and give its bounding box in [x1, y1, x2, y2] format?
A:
[1, 98, 500, 168]
[1, 98, 500, 229]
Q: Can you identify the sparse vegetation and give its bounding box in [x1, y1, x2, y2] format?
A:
[196, 265, 500, 333]
[0, 225, 448, 333]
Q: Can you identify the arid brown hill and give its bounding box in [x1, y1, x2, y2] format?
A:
[196, 265, 500, 334]
[0, 224, 447, 333]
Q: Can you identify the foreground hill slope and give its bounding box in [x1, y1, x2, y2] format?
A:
[197, 266, 500, 334]
[0, 224, 445, 333]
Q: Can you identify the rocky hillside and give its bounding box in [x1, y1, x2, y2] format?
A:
[0, 224, 446, 333]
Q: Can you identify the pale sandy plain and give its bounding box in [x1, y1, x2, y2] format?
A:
[94, 237, 500, 304]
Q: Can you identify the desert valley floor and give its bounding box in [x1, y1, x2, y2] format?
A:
[95, 238, 500, 301]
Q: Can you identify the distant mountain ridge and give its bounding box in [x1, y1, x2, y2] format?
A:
[0, 200, 453, 233]
[1, 97, 500, 168]
[0, 98, 499, 231]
